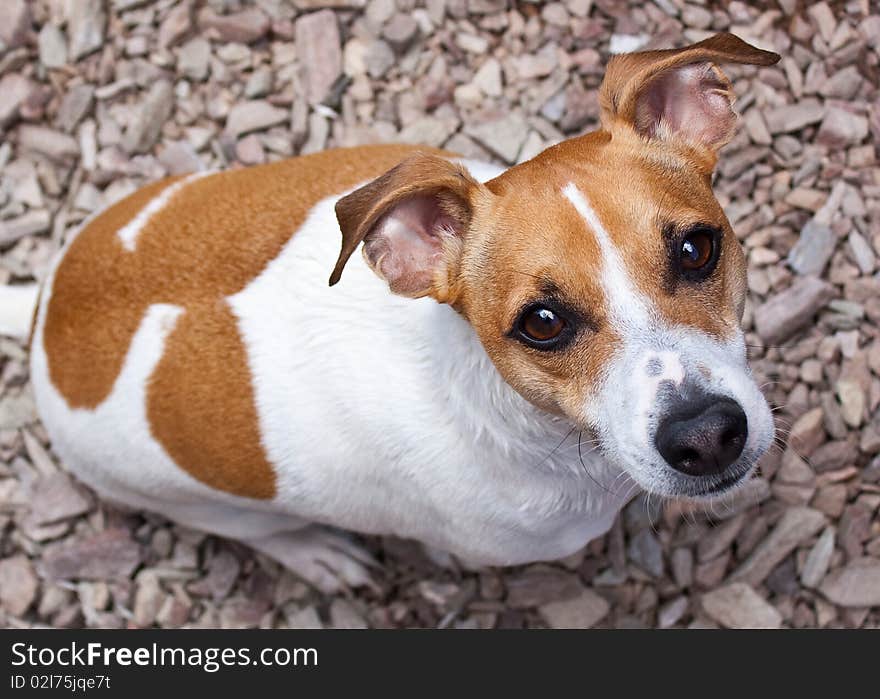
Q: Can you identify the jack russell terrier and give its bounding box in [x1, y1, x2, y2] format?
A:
[6, 33, 779, 593]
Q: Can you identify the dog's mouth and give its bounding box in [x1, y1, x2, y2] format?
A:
[702, 467, 751, 495]
[606, 448, 756, 503]
[673, 461, 755, 500]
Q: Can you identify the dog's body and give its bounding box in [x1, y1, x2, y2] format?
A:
[22, 34, 780, 591]
[30, 145, 624, 574]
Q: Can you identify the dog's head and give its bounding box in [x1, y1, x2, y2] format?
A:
[330, 34, 779, 499]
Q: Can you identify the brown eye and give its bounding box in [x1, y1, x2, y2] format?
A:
[680, 231, 714, 271]
[519, 307, 566, 345]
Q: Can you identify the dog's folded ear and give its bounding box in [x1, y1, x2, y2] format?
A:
[330, 153, 485, 300]
[599, 33, 779, 153]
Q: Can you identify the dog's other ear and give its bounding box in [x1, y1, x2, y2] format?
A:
[599, 33, 779, 154]
[330, 153, 484, 300]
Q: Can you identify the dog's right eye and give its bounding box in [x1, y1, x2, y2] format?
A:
[515, 305, 568, 349]
[674, 224, 721, 282]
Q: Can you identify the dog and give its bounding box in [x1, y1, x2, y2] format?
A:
[6, 33, 779, 593]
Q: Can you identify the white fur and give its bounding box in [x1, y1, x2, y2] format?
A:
[633, 350, 684, 445]
[597, 327, 773, 496]
[562, 183, 651, 332]
[30, 162, 631, 569]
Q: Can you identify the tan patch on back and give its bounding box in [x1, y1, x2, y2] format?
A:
[43, 177, 185, 408]
[147, 299, 273, 499]
[44, 144, 444, 499]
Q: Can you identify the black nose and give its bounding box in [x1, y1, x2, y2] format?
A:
[655, 398, 748, 477]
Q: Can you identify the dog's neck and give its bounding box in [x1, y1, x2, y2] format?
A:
[422, 300, 625, 488]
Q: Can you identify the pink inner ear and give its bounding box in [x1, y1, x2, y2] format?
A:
[363, 194, 460, 296]
[636, 62, 737, 148]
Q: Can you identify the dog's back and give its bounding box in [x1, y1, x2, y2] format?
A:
[29, 144, 443, 509]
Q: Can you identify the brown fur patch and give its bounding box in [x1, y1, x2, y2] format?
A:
[147, 299, 274, 500]
[43, 144, 442, 499]
[43, 176, 184, 408]
[456, 144, 617, 417]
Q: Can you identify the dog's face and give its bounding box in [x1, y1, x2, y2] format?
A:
[331, 34, 778, 499]
[458, 133, 774, 499]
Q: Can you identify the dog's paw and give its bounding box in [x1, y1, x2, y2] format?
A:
[249, 527, 379, 595]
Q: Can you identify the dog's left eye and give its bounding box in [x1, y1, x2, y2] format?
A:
[677, 226, 720, 280]
[514, 305, 569, 350]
